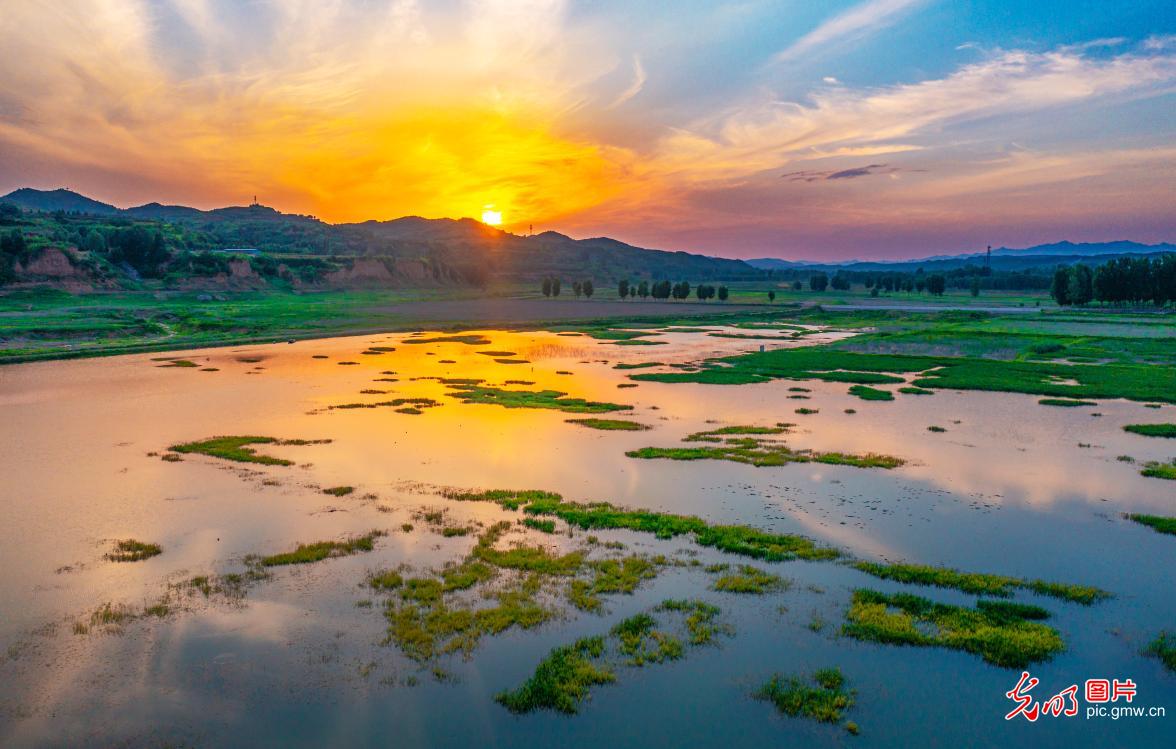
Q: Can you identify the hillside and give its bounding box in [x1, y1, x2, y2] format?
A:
[0, 188, 761, 290]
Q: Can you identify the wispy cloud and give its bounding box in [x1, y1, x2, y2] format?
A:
[607, 54, 646, 109]
[776, 0, 927, 62]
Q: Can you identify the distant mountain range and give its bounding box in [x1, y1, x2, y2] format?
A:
[4, 187, 1170, 280]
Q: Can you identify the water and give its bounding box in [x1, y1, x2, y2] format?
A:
[1, 327, 1172, 747]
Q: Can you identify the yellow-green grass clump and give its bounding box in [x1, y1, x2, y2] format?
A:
[1039, 398, 1097, 407]
[852, 561, 1109, 604]
[684, 425, 791, 442]
[446, 383, 631, 414]
[627, 441, 903, 470]
[1124, 423, 1176, 438]
[329, 397, 440, 411]
[496, 637, 616, 714]
[404, 334, 492, 345]
[105, 539, 162, 562]
[168, 435, 329, 465]
[1127, 514, 1176, 536]
[843, 589, 1064, 668]
[1145, 631, 1176, 671]
[612, 612, 684, 666]
[1141, 460, 1176, 480]
[568, 556, 659, 613]
[261, 530, 385, 567]
[899, 386, 934, 395]
[756, 668, 854, 724]
[156, 359, 199, 368]
[443, 487, 840, 562]
[323, 485, 354, 497]
[522, 517, 557, 533]
[711, 564, 788, 594]
[848, 385, 894, 401]
[472, 522, 584, 575]
[566, 418, 650, 431]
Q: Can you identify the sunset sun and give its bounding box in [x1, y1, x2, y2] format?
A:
[481, 207, 503, 226]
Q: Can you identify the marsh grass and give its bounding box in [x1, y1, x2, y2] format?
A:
[523, 518, 557, 534]
[927, 426, 946, 433]
[446, 384, 631, 414]
[566, 418, 650, 431]
[404, 334, 491, 345]
[169, 435, 329, 465]
[323, 486, 354, 497]
[852, 561, 1109, 604]
[843, 589, 1064, 668]
[1141, 460, 1176, 480]
[568, 556, 659, 613]
[848, 385, 894, 401]
[329, 397, 439, 411]
[1039, 398, 1097, 407]
[1123, 423, 1176, 438]
[756, 668, 854, 724]
[495, 637, 615, 714]
[1128, 514, 1176, 535]
[105, 539, 162, 562]
[1145, 632, 1176, 671]
[899, 386, 934, 395]
[156, 359, 198, 368]
[261, 530, 385, 566]
[627, 441, 903, 470]
[711, 565, 788, 594]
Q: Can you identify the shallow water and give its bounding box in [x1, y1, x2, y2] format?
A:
[1, 325, 1173, 747]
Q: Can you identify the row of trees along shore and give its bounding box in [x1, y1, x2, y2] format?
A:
[539, 278, 732, 301]
[1050, 255, 1176, 307]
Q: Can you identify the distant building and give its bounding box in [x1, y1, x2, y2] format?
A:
[212, 248, 261, 256]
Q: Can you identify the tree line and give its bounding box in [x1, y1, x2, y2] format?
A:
[539, 278, 731, 301]
[1050, 255, 1176, 306]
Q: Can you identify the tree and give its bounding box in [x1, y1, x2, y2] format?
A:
[618, 279, 629, 299]
[809, 273, 828, 292]
[541, 278, 552, 298]
[551, 278, 561, 297]
[970, 276, 980, 297]
[572, 280, 582, 298]
[926, 274, 946, 296]
[1050, 267, 1071, 306]
[84, 231, 106, 254]
[768, 289, 776, 303]
[791, 281, 802, 291]
[583, 280, 594, 298]
[1, 229, 29, 264]
[1067, 264, 1093, 305]
[830, 272, 850, 291]
[637, 280, 649, 299]
[718, 285, 729, 301]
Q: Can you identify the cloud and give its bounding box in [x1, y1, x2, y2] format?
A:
[607, 54, 646, 109]
[781, 163, 922, 181]
[776, 0, 927, 62]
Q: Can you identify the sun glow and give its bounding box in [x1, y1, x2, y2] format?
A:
[481, 207, 503, 226]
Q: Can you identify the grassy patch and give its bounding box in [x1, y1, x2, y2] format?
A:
[523, 517, 557, 533]
[444, 488, 840, 561]
[328, 397, 440, 411]
[260, 530, 385, 566]
[168, 435, 328, 465]
[1124, 424, 1176, 438]
[614, 362, 665, 370]
[899, 386, 934, 395]
[1039, 398, 1097, 407]
[323, 485, 354, 496]
[848, 385, 893, 401]
[712, 565, 788, 594]
[496, 637, 616, 714]
[105, 539, 162, 562]
[1142, 460, 1176, 480]
[927, 425, 946, 433]
[627, 443, 902, 470]
[1145, 632, 1176, 671]
[446, 383, 631, 414]
[568, 556, 659, 613]
[566, 418, 650, 431]
[1128, 514, 1176, 536]
[472, 522, 584, 575]
[852, 561, 1109, 604]
[756, 668, 854, 724]
[156, 359, 199, 368]
[367, 569, 404, 591]
[404, 334, 491, 345]
[843, 589, 1064, 668]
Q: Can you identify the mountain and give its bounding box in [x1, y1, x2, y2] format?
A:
[1, 187, 761, 284]
[747, 241, 1175, 273]
[2, 188, 120, 215]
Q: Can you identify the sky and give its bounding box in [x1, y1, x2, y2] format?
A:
[0, 1, 1173, 260]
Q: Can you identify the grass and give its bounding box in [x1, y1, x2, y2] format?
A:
[756, 669, 854, 724]
[523, 517, 557, 533]
[1039, 398, 1097, 407]
[403, 334, 491, 345]
[711, 565, 787, 594]
[168, 435, 328, 465]
[446, 383, 632, 414]
[156, 359, 199, 368]
[657, 599, 723, 645]
[105, 539, 162, 562]
[899, 386, 934, 395]
[1127, 514, 1176, 536]
[322, 485, 354, 496]
[260, 530, 385, 566]
[1142, 460, 1176, 480]
[927, 425, 946, 433]
[1145, 632, 1176, 671]
[566, 418, 650, 431]
[683, 425, 791, 441]
[445, 487, 840, 561]
[495, 637, 616, 714]
[843, 589, 1064, 668]
[848, 385, 894, 401]
[328, 397, 439, 410]
[367, 569, 404, 591]
[472, 522, 584, 575]
[568, 556, 659, 613]
[852, 561, 1109, 604]
[1123, 423, 1176, 438]
[627, 442, 903, 470]
[612, 613, 684, 666]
